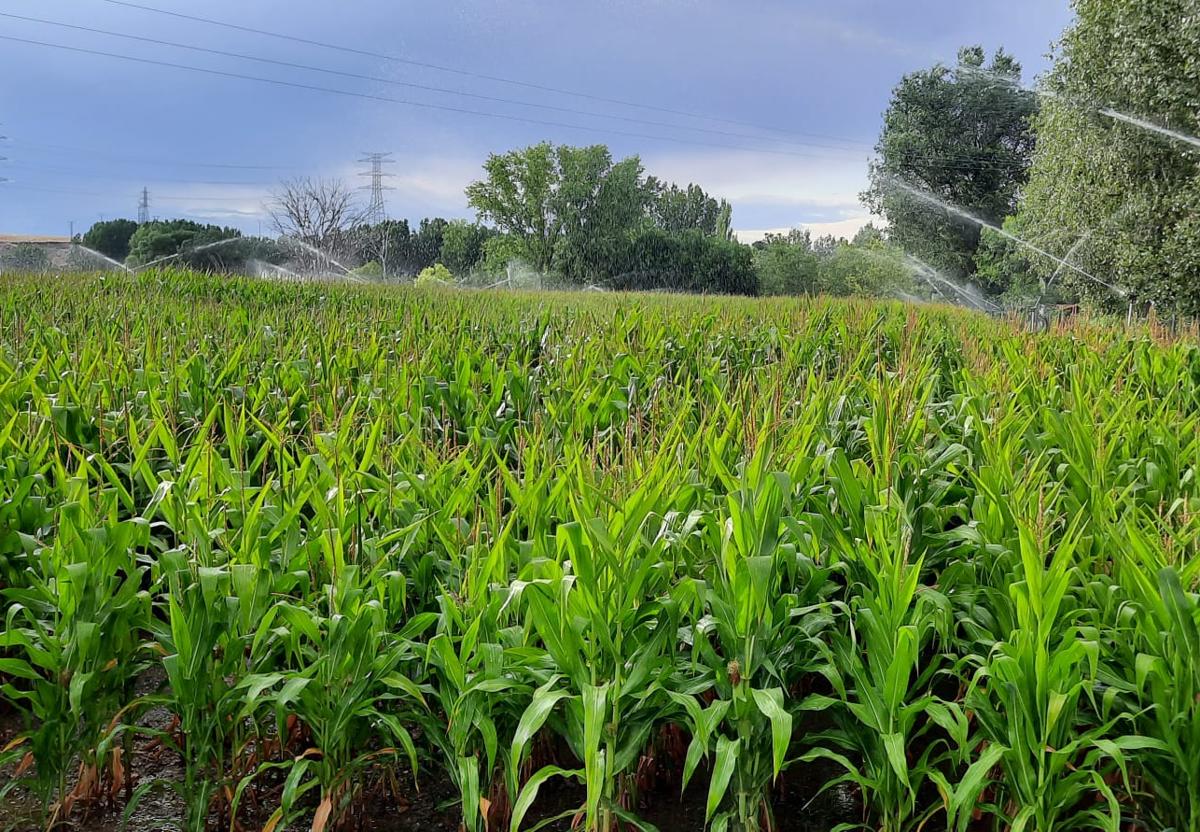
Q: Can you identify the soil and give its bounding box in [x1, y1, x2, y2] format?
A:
[1, 745, 860, 832]
[0, 675, 866, 832]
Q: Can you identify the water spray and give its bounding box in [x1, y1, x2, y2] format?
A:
[883, 176, 1127, 297]
[1099, 108, 1200, 151]
[903, 254, 1003, 314]
[70, 244, 133, 274]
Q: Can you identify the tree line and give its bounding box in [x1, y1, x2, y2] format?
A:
[77, 143, 913, 298]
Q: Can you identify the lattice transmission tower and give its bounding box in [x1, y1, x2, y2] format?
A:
[137, 187, 150, 224]
[357, 152, 394, 224]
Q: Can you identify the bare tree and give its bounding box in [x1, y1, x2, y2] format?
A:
[268, 178, 362, 260]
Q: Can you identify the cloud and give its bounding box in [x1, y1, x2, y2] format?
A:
[736, 214, 878, 244]
[644, 147, 867, 201]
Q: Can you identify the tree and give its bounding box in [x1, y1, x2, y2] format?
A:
[0, 242, 51, 272]
[411, 218, 449, 273]
[480, 234, 526, 276]
[351, 219, 412, 277]
[466, 143, 561, 273]
[555, 148, 650, 284]
[816, 240, 911, 298]
[269, 178, 360, 259]
[82, 219, 139, 262]
[852, 223, 886, 247]
[1004, 0, 1200, 313]
[465, 142, 650, 279]
[647, 181, 730, 236]
[125, 220, 241, 267]
[863, 46, 1038, 279]
[439, 221, 496, 277]
[753, 230, 820, 296]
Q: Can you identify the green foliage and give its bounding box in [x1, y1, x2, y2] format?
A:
[1006, 0, 1200, 314]
[439, 220, 497, 277]
[818, 240, 912, 297]
[465, 142, 568, 273]
[614, 227, 758, 294]
[125, 220, 241, 267]
[863, 46, 1038, 278]
[647, 181, 731, 236]
[466, 142, 651, 279]
[754, 228, 912, 298]
[480, 233, 527, 276]
[416, 262, 454, 285]
[81, 219, 139, 262]
[753, 230, 820, 296]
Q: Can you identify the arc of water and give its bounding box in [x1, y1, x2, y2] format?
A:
[280, 237, 354, 276]
[903, 254, 1003, 314]
[70, 244, 133, 273]
[884, 177, 1127, 297]
[130, 250, 186, 272]
[1099, 109, 1200, 151]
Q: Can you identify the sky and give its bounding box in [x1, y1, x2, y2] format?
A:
[0, 0, 1076, 240]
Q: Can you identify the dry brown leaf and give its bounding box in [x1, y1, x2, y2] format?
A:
[311, 794, 333, 832]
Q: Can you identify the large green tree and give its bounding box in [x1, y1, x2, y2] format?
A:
[647, 181, 731, 236]
[613, 227, 757, 295]
[1004, 0, 1200, 313]
[465, 142, 649, 278]
[863, 46, 1038, 279]
[82, 219, 139, 262]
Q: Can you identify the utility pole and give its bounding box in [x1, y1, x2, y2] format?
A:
[357, 152, 394, 224]
[358, 153, 394, 278]
[138, 187, 150, 224]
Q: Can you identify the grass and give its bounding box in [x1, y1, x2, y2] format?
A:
[0, 270, 1198, 832]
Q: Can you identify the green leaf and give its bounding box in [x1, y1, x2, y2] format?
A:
[706, 736, 740, 821]
[751, 687, 792, 779]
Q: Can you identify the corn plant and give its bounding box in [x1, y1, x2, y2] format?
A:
[807, 503, 952, 832]
[136, 550, 278, 832]
[0, 505, 151, 826]
[507, 477, 685, 832]
[673, 467, 837, 832]
[425, 579, 537, 832]
[0, 271, 1199, 832]
[948, 523, 1133, 832]
[1111, 521, 1200, 832]
[241, 566, 433, 832]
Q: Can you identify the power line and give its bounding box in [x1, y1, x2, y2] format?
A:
[0, 34, 863, 160]
[2, 160, 277, 186]
[99, 0, 865, 147]
[0, 12, 870, 153]
[1, 182, 269, 204]
[6, 139, 296, 170]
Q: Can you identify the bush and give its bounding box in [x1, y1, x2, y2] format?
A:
[416, 263, 454, 286]
[613, 227, 758, 295]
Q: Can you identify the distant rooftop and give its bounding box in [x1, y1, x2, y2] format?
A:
[0, 234, 72, 244]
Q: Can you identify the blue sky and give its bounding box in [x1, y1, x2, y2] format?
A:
[0, 0, 1074, 239]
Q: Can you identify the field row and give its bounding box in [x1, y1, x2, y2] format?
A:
[1, 273, 1198, 832]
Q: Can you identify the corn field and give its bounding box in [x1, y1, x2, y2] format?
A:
[1, 271, 1198, 832]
